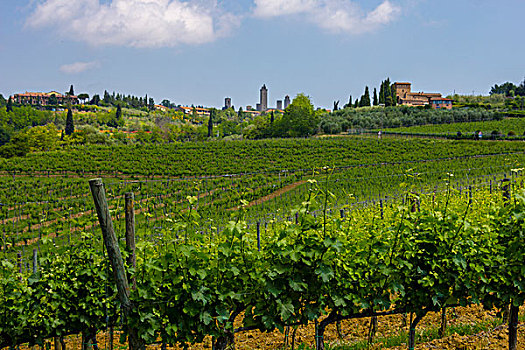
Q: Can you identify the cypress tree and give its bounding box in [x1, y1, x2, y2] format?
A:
[385, 78, 392, 106]
[391, 84, 397, 106]
[360, 86, 371, 107]
[379, 81, 385, 105]
[207, 110, 213, 137]
[116, 104, 122, 124]
[354, 98, 359, 108]
[347, 95, 352, 108]
[6, 97, 13, 113]
[68, 85, 74, 96]
[270, 111, 275, 123]
[65, 108, 74, 136]
[373, 88, 378, 106]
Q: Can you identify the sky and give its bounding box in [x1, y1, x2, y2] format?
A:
[0, 0, 524, 109]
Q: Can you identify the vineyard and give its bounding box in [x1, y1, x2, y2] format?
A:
[377, 117, 525, 138]
[0, 136, 524, 349]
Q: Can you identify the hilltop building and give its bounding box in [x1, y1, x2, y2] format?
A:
[224, 97, 232, 110]
[284, 95, 291, 109]
[258, 85, 268, 112]
[276, 100, 283, 110]
[13, 91, 79, 106]
[394, 82, 452, 109]
[178, 106, 211, 116]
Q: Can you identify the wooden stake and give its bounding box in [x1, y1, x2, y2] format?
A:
[125, 193, 137, 290]
[89, 178, 142, 350]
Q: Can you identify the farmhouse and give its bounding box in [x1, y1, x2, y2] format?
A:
[394, 82, 452, 109]
[13, 91, 79, 106]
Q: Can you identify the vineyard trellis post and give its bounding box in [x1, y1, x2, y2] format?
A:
[125, 192, 137, 290]
[89, 178, 143, 350]
[501, 178, 519, 350]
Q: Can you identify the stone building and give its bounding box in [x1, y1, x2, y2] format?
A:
[258, 85, 268, 112]
[394, 82, 451, 109]
[224, 97, 232, 109]
[284, 95, 291, 109]
[13, 91, 79, 106]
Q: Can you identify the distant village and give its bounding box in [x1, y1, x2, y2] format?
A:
[10, 81, 453, 115]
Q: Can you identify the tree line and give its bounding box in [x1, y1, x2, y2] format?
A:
[490, 77, 525, 97]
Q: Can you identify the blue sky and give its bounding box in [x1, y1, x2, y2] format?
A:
[0, 0, 524, 109]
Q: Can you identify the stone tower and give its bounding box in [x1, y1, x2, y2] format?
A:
[260, 84, 268, 112]
[284, 95, 291, 109]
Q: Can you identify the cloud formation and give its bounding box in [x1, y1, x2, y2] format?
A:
[60, 61, 100, 74]
[27, 0, 239, 48]
[253, 0, 400, 34]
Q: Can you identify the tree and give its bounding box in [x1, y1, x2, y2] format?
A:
[238, 107, 244, 119]
[161, 99, 172, 108]
[280, 93, 318, 137]
[48, 94, 58, 106]
[333, 101, 339, 111]
[208, 109, 214, 137]
[90, 94, 101, 105]
[359, 86, 371, 107]
[77, 93, 89, 103]
[379, 78, 392, 106]
[116, 104, 122, 121]
[6, 97, 13, 113]
[490, 82, 518, 96]
[65, 108, 74, 136]
[107, 104, 124, 128]
[517, 77, 525, 96]
[0, 126, 10, 146]
[270, 111, 275, 124]
[148, 98, 155, 110]
[345, 95, 353, 108]
[373, 88, 378, 106]
[68, 85, 74, 96]
[390, 84, 397, 106]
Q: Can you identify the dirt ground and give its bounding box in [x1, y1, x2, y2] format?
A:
[12, 305, 524, 350]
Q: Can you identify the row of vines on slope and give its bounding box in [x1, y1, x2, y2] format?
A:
[1, 177, 524, 349]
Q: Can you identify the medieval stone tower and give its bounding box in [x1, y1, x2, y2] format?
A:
[260, 84, 268, 112]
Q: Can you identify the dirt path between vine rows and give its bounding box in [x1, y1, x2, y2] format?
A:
[227, 180, 307, 211]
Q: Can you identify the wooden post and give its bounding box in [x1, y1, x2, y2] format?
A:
[88, 179, 142, 350]
[509, 304, 519, 350]
[502, 179, 511, 205]
[256, 222, 261, 252]
[501, 179, 518, 350]
[16, 252, 23, 281]
[125, 193, 137, 290]
[32, 249, 37, 274]
[438, 307, 447, 338]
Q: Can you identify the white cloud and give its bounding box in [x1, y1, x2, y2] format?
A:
[60, 61, 100, 74]
[27, 0, 240, 48]
[253, 0, 317, 17]
[253, 0, 401, 34]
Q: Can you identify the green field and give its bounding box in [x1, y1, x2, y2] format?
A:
[382, 117, 525, 136]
